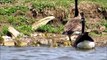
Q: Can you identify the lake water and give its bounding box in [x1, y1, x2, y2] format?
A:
[0, 46, 107, 60]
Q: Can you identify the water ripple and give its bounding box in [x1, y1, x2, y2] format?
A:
[0, 46, 107, 60]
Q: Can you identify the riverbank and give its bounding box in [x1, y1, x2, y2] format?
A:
[1, 32, 107, 47]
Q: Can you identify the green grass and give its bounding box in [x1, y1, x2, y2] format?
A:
[89, 0, 107, 8]
[0, 26, 8, 36]
[37, 24, 64, 33]
[104, 23, 107, 32]
[25, 0, 73, 8]
[15, 25, 33, 36]
[0, 0, 15, 3]
[0, 6, 28, 15]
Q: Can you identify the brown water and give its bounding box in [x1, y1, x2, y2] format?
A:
[0, 46, 107, 60]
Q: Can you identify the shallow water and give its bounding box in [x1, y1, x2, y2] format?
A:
[0, 46, 107, 60]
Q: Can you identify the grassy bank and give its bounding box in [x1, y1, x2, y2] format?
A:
[0, 0, 107, 36]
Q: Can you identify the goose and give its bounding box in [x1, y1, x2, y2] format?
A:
[74, 12, 95, 49]
[63, 0, 82, 42]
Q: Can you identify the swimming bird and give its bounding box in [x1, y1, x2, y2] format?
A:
[63, 0, 82, 42]
[74, 12, 95, 49]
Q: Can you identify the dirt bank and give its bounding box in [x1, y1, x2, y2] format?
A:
[1, 32, 107, 47]
[92, 35, 107, 47]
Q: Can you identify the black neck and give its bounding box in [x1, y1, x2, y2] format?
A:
[80, 12, 85, 33]
[74, 0, 79, 17]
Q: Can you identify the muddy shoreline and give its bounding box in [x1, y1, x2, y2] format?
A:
[1, 32, 107, 47]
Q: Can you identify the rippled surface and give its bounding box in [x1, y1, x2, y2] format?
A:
[0, 46, 107, 60]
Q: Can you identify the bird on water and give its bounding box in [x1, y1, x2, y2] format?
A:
[74, 12, 95, 49]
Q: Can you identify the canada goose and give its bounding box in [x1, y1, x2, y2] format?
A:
[74, 32, 95, 49]
[74, 12, 95, 49]
[63, 0, 82, 41]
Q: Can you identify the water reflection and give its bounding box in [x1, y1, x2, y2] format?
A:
[0, 46, 107, 60]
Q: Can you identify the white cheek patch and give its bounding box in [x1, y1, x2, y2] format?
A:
[77, 41, 95, 49]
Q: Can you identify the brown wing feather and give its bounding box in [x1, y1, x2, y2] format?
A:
[64, 18, 81, 32]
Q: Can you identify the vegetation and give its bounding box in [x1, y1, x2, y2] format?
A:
[0, 0, 15, 3]
[0, 0, 107, 36]
[37, 24, 64, 33]
[0, 26, 8, 36]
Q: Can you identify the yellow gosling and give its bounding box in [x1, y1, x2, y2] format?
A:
[63, 41, 71, 47]
[20, 41, 28, 47]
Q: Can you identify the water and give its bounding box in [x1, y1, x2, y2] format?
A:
[0, 46, 107, 60]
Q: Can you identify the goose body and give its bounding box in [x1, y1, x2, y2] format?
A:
[63, 17, 82, 42]
[63, 0, 82, 40]
[74, 32, 95, 49]
[63, 0, 81, 35]
[63, 18, 82, 35]
[77, 40, 95, 49]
